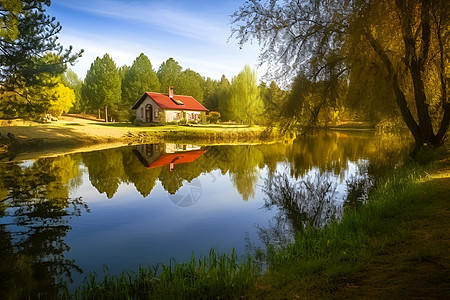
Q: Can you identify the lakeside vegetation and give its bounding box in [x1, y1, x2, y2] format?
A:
[57, 144, 449, 299]
[0, 0, 448, 298]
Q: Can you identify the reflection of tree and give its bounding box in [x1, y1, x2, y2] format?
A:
[82, 149, 127, 198]
[75, 131, 409, 201]
[227, 145, 264, 201]
[121, 150, 160, 197]
[260, 171, 342, 250]
[288, 131, 374, 178]
[345, 160, 374, 208]
[287, 131, 410, 180]
[0, 156, 88, 299]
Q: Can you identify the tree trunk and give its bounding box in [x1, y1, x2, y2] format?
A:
[409, 60, 434, 143]
[104, 106, 108, 123]
[98, 109, 101, 120]
[364, 30, 423, 145]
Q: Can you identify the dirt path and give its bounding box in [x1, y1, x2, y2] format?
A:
[339, 156, 450, 299]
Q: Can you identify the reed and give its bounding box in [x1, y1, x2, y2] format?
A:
[66, 248, 256, 299]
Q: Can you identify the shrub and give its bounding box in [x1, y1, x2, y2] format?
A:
[207, 111, 221, 124]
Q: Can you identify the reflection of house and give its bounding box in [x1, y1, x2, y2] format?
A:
[134, 143, 206, 171]
[131, 87, 208, 123]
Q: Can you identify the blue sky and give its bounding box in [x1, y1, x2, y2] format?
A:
[47, 0, 263, 81]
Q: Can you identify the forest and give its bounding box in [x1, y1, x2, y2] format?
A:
[1, 0, 448, 152]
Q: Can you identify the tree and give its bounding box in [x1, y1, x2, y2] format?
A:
[81, 54, 121, 122]
[177, 68, 204, 102]
[121, 53, 160, 106]
[157, 57, 182, 93]
[61, 68, 82, 112]
[0, 0, 82, 116]
[260, 81, 288, 125]
[232, 0, 450, 149]
[216, 75, 231, 119]
[30, 77, 75, 117]
[228, 65, 264, 124]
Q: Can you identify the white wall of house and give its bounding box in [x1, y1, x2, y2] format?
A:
[164, 110, 182, 122]
[135, 96, 160, 123]
[164, 110, 202, 122]
[186, 111, 201, 122]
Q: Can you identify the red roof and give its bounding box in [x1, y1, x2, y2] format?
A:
[147, 150, 207, 169]
[132, 92, 208, 111]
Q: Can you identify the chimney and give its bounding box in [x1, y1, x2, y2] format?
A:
[168, 86, 173, 98]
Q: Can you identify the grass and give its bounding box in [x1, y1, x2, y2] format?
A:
[253, 145, 449, 298]
[63, 249, 256, 300]
[62, 145, 449, 299]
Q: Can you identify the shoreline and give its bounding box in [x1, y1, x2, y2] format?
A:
[0, 119, 292, 162]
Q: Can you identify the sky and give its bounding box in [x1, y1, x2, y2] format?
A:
[47, 0, 263, 81]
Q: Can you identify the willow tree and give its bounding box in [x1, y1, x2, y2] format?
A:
[228, 65, 264, 124]
[232, 0, 449, 149]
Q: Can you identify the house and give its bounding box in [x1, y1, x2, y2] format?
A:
[133, 143, 207, 171]
[132, 87, 208, 123]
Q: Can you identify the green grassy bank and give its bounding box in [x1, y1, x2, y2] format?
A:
[251, 147, 449, 298]
[61, 146, 449, 299]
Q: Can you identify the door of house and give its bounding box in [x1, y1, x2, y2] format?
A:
[145, 104, 152, 122]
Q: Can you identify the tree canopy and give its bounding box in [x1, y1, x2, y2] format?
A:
[157, 57, 182, 93]
[232, 0, 450, 148]
[121, 53, 160, 106]
[0, 0, 82, 117]
[227, 65, 264, 124]
[81, 54, 121, 121]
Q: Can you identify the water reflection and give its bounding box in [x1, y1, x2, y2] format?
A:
[0, 157, 88, 299]
[0, 132, 411, 297]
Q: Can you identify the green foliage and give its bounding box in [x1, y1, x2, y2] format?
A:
[207, 111, 220, 124]
[121, 53, 160, 106]
[261, 160, 433, 297]
[81, 54, 121, 121]
[61, 69, 83, 113]
[232, 0, 450, 148]
[68, 249, 256, 299]
[227, 65, 264, 124]
[156, 58, 204, 102]
[0, 0, 82, 118]
[157, 57, 182, 92]
[213, 75, 231, 116]
[177, 69, 204, 102]
[1, 54, 77, 119]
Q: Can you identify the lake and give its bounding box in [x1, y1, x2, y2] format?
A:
[0, 131, 409, 297]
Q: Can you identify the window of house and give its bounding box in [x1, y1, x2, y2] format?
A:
[154, 108, 158, 118]
[141, 107, 144, 118]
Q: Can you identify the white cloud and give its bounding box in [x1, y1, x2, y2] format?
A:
[52, 0, 263, 81]
[54, 0, 229, 44]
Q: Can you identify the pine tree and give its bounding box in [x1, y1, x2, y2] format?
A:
[81, 54, 121, 122]
[0, 0, 81, 116]
[121, 53, 160, 106]
[157, 58, 182, 93]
